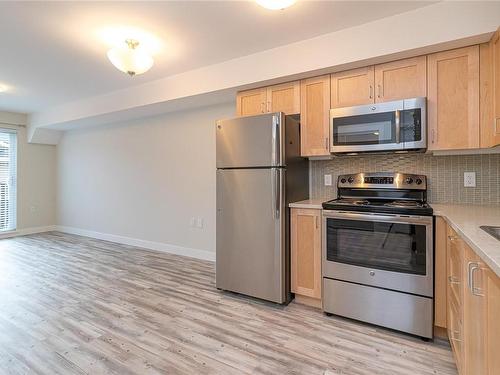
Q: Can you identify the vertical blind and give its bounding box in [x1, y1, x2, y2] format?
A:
[0, 130, 17, 231]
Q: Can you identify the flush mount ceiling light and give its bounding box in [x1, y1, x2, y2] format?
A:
[257, 0, 296, 10]
[107, 39, 154, 76]
[0, 84, 8, 93]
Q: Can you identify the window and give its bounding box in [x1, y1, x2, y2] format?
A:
[0, 130, 17, 232]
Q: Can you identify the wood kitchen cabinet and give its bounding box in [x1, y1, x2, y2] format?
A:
[266, 81, 300, 115]
[331, 57, 427, 108]
[446, 226, 464, 373]
[481, 28, 500, 148]
[331, 66, 374, 108]
[434, 217, 448, 333]
[437, 218, 500, 375]
[236, 88, 267, 116]
[236, 81, 300, 116]
[291, 208, 322, 308]
[374, 56, 427, 102]
[427, 46, 480, 151]
[300, 75, 331, 156]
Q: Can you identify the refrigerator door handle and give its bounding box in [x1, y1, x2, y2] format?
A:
[272, 168, 280, 220]
[272, 114, 281, 166]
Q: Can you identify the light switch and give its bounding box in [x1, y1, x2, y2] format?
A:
[324, 174, 332, 186]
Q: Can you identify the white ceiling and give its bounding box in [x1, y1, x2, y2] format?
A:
[0, 1, 435, 114]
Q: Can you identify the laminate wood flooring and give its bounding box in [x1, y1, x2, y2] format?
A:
[0, 232, 457, 375]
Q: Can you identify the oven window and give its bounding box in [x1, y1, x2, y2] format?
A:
[326, 218, 427, 275]
[332, 112, 396, 145]
[400, 108, 422, 142]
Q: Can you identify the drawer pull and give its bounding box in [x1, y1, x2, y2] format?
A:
[448, 276, 460, 285]
[450, 330, 462, 343]
[448, 235, 459, 241]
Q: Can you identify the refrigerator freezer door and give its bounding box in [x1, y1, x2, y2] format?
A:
[216, 168, 285, 303]
[216, 113, 284, 168]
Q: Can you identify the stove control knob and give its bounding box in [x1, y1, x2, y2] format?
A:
[340, 178, 347, 184]
[415, 178, 423, 185]
[347, 177, 354, 184]
[405, 177, 413, 184]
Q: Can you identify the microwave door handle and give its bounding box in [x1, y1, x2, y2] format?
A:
[395, 110, 401, 144]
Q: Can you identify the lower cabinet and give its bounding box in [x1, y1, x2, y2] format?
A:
[437, 218, 500, 375]
[290, 208, 322, 308]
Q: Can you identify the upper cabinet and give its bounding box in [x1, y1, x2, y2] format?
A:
[331, 66, 374, 108]
[300, 75, 331, 157]
[331, 57, 427, 109]
[236, 81, 300, 116]
[266, 81, 300, 114]
[374, 56, 427, 102]
[236, 88, 267, 116]
[427, 46, 480, 151]
[487, 28, 500, 147]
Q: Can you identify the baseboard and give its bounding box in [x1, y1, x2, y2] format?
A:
[56, 225, 216, 262]
[0, 225, 57, 239]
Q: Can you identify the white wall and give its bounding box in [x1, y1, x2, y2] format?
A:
[0, 112, 57, 231]
[57, 102, 234, 258]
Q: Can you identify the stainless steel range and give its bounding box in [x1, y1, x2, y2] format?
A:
[322, 172, 433, 338]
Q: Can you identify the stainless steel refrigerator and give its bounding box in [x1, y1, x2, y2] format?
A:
[215, 112, 309, 304]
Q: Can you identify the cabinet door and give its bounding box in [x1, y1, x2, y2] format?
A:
[374, 56, 427, 102]
[463, 245, 487, 375]
[291, 208, 322, 300]
[486, 267, 500, 375]
[427, 46, 480, 151]
[300, 75, 330, 156]
[447, 228, 464, 372]
[236, 88, 266, 116]
[434, 217, 448, 329]
[266, 81, 300, 114]
[331, 66, 374, 108]
[491, 29, 500, 146]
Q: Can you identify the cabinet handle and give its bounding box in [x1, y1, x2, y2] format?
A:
[448, 235, 458, 241]
[266, 101, 270, 113]
[469, 263, 485, 297]
[325, 137, 329, 151]
[450, 330, 462, 343]
[315, 216, 319, 229]
[369, 85, 373, 99]
[448, 275, 460, 285]
[377, 84, 382, 98]
[260, 102, 265, 113]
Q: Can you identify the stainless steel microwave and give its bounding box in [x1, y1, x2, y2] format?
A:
[330, 97, 426, 154]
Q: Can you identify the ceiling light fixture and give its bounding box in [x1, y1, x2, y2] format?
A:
[0, 84, 7, 93]
[107, 39, 154, 76]
[257, 0, 296, 10]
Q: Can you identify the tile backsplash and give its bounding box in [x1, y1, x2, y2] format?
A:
[310, 153, 500, 205]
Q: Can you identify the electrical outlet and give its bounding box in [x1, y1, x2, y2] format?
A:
[189, 217, 196, 227]
[196, 217, 204, 229]
[30, 205, 37, 214]
[464, 172, 476, 187]
[324, 174, 332, 186]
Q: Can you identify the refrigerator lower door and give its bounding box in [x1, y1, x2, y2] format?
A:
[216, 167, 285, 303]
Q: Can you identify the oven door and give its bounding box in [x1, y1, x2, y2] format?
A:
[322, 210, 433, 297]
[330, 97, 426, 153]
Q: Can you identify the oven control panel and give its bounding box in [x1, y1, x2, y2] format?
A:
[338, 172, 427, 190]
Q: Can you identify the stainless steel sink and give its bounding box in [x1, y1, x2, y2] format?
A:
[480, 226, 500, 241]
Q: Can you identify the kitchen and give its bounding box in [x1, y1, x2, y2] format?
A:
[216, 29, 500, 375]
[1, 1, 499, 374]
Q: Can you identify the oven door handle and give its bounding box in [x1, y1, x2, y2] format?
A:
[322, 210, 432, 225]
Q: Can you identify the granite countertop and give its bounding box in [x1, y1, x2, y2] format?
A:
[432, 204, 500, 277]
[289, 199, 326, 210]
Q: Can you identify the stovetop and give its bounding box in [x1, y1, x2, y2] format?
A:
[321, 172, 433, 216]
[322, 197, 433, 216]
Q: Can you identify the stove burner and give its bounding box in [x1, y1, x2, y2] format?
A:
[337, 199, 370, 206]
[384, 200, 423, 208]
